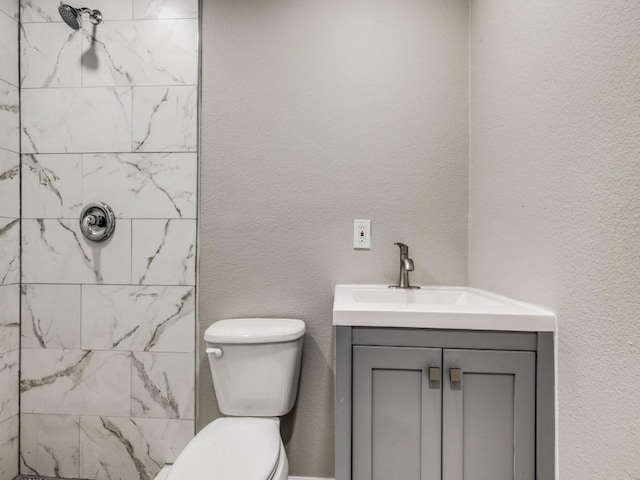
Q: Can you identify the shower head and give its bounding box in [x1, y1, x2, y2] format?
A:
[58, 3, 102, 30]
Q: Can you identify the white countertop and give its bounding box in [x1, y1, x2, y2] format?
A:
[333, 285, 556, 332]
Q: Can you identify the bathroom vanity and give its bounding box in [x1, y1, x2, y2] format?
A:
[333, 285, 556, 480]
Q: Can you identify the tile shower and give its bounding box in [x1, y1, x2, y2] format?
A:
[1, 0, 199, 478]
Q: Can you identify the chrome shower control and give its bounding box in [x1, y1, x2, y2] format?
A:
[79, 202, 116, 242]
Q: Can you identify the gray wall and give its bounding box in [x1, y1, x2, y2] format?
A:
[199, 0, 469, 475]
[469, 0, 640, 478]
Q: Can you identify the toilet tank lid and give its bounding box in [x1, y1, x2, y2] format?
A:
[205, 318, 306, 344]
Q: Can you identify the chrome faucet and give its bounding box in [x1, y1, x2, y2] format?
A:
[389, 242, 420, 289]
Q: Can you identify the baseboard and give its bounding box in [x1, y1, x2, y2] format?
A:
[289, 477, 335, 480]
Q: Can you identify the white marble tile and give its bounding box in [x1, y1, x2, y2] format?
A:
[132, 220, 196, 286]
[83, 153, 197, 219]
[22, 284, 82, 349]
[0, 218, 19, 285]
[22, 154, 83, 219]
[21, 87, 132, 154]
[83, 20, 198, 87]
[133, 86, 197, 152]
[0, 12, 18, 88]
[81, 285, 195, 352]
[20, 414, 80, 478]
[131, 352, 194, 420]
[134, 0, 198, 19]
[0, 149, 19, 218]
[80, 416, 193, 480]
[22, 219, 132, 284]
[0, 80, 19, 154]
[0, 0, 18, 20]
[0, 285, 19, 355]
[0, 415, 18, 480]
[0, 350, 18, 423]
[19, 0, 58, 22]
[20, 349, 131, 416]
[21, 0, 133, 23]
[21, 23, 82, 88]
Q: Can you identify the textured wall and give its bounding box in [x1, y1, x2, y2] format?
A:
[0, 0, 20, 478]
[17, 0, 199, 478]
[468, 1, 640, 478]
[199, 0, 469, 475]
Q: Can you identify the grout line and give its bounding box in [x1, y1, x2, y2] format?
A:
[19, 84, 198, 91]
[20, 349, 195, 355]
[15, 412, 196, 422]
[77, 410, 81, 475]
[20, 17, 200, 25]
[193, 0, 202, 433]
[130, 78, 135, 154]
[17, 151, 197, 155]
[130, 219, 134, 284]
[20, 217, 197, 221]
[17, 0, 23, 472]
[79, 284, 83, 350]
[128, 347, 133, 418]
[18, 283, 196, 288]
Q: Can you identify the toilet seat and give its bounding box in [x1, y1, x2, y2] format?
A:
[167, 418, 282, 480]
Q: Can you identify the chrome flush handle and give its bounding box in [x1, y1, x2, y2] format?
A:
[206, 347, 224, 359]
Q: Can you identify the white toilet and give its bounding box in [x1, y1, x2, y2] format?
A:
[167, 318, 306, 480]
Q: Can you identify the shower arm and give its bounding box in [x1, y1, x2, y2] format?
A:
[77, 7, 102, 24]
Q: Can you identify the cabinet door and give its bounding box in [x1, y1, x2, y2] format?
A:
[442, 349, 536, 480]
[352, 346, 442, 480]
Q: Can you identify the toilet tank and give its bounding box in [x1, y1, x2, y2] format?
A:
[204, 318, 305, 417]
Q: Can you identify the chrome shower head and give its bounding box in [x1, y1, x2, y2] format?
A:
[58, 3, 102, 30]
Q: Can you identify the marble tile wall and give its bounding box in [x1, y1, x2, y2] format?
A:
[0, 0, 20, 478]
[19, 0, 199, 478]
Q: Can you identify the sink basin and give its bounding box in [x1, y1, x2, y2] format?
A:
[333, 285, 556, 332]
[351, 288, 502, 307]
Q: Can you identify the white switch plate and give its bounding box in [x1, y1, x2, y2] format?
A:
[354, 219, 371, 249]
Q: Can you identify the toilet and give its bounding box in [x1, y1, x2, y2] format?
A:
[167, 318, 306, 480]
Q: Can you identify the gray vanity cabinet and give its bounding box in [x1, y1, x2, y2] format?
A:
[442, 349, 535, 480]
[336, 328, 554, 480]
[352, 346, 442, 480]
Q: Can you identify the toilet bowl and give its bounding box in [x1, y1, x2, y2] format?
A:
[167, 318, 305, 480]
[167, 418, 288, 480]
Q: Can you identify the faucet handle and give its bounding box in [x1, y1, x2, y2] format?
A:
[402, 257, 414, 272]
